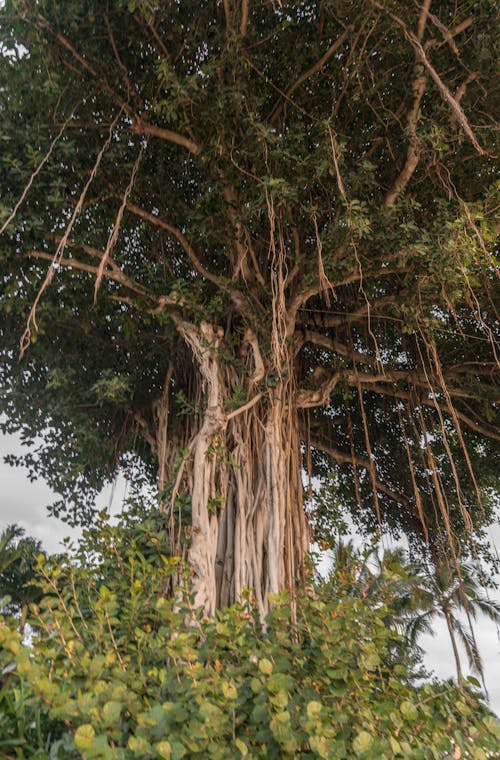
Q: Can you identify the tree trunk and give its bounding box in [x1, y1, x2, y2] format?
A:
[157, 320, 310, 618]
[443, 607, 463, 684]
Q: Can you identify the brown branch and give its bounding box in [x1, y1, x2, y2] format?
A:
[311, 440, 413, 509]
[397, 405, 429, 542]
[125, 201, 223, 286]
[385, 0, 431, 207]
[131, 118, 199, 154]
[356, 375, 381, 524]
[223, 186, 252, 282]
[427, 12, 475, 58]
[286, 284, 325, 337]
[52, 27, 199, 155]
[226, 392, 264, 421]
[345, 369, 486, 400]
[290, 267, 407, 334]
[0, 109, 78, 236]
[243, 328, 265, 385]
[351, 380, 500, 442]
[372, 2, 485, 154]
[95, 144, 145, 301]
[131, 411, 157, 453]
[20, 113, 121, 358]
[223, 0, 231, 35]
[25, 251, 100, 277]
[104, 10, 134, 99]
[25, 250, 149, 298]
[296, 294, 400, 328]
[417, 0, 432, 41]
[301, 331, 378, 367]
[269, 26, 353, 123]
[240, 0, 250, 37]
[297, 373, 340, 409]
[384, 68, 427, 207]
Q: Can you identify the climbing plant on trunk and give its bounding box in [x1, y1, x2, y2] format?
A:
[0, 0, 499, 614]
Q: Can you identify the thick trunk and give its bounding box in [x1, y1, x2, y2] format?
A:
[158, 321, 309, 617]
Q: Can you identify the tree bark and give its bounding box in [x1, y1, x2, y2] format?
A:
[158, 321, 309, 617]
[443, 607, 463, 684]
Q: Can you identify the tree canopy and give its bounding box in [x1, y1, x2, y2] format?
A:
[0, 0, 499, 609]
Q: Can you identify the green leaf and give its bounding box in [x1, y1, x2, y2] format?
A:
[102, 700, 123, 725]
[400, 701, 418, 721]
[482, 715, 500, 739]
[221, 681, 238, 700]
[74, 724, 96, 750]
[306, 700, 322, 719]
[234, 738, 248, 757]
[309, 735, 330, 758]
[269, 689, 288, 709]
[155, 741, 172, 759]
[353, 731, 373, 755]
[389, 735, 401, 754]
[258, 658, 273, 675]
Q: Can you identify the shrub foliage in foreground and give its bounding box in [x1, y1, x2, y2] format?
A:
[1, 513, 499, 759]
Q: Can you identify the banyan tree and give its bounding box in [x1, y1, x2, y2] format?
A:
[0, 0, 498, 615]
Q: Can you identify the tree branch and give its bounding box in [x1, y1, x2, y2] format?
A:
[226, 392, 264, 421]
[300, 331, 378, 367]
[51, 26, 199, 155]
[125, 201, 223, 285]
[311, 440, 413, 509]
[297, 373, 340, 409]
[240, 0, 250, 37]
[350, 380, 500, 442]
[24, 250, 150, 299]
[131, 118, 199, 154]
[269, 26, 353, 124]
[385, 0, 431, 207]
[372, 2, 485, 154]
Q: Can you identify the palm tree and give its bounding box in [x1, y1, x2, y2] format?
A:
[0, 524, 44, 633]
[403, 559, 500, 684]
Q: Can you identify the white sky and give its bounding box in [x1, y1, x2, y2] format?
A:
[1, 431, 499, 716]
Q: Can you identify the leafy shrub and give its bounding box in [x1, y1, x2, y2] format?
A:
[1, 511, 499, 758]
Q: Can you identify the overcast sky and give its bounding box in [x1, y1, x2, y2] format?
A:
[1, 430, 499, 716]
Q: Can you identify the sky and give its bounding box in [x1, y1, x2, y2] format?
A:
[1, 430, 499, 717]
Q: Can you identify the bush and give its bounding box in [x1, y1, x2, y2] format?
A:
[1, 511, 499, 758]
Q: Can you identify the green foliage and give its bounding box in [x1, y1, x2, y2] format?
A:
[0, 524, 44, 626]
[1, 513, 499, 758]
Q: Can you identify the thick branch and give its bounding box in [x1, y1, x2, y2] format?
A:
[346, 370, 492, 401]
[300, 331, 378, 368]
[240, 0, 249, 37]
[131, 118, 199, 154]
[385, 69, 427, 207]
[385, 1, 431, 207]
[226, 392, 264, 421]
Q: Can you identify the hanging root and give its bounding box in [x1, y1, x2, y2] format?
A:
[20, 110, 123, 359]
